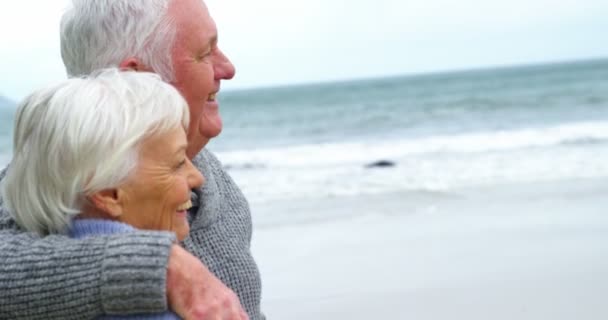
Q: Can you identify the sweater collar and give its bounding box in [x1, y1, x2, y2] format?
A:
[69, 219, 135, 239]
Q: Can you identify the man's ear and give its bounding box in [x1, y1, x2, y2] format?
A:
[89, 189, 123, 218]
[119, 58, 149, 72]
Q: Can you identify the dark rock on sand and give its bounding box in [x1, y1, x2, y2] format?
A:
[365, 160, 396, 169]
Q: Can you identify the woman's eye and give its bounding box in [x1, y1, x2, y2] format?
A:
[176, 159, 186, 169]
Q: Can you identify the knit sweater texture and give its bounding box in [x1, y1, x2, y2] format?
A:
[0, 149, 264, 320]
[70, 219, 181, 320]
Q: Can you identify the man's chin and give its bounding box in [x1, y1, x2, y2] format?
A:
[198, 116, 223, 139]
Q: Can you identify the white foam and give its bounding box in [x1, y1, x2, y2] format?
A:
[217, 121, 608, 204]
[217, 120, 608, 169]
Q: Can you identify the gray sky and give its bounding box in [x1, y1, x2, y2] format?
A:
[1, 0, 607, 101]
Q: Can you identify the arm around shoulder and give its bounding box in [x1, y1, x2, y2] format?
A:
[0, 209, 176, 319]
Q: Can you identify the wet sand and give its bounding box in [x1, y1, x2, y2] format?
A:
[252, 178, 608, 319]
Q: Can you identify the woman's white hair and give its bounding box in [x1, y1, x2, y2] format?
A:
[60, 0, 176, 81]
[1, 69, 189, 235]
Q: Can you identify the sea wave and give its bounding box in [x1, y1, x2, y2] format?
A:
[225, 143, 608, 205]
[217, 120, 608, 169]
[212, 120, 608, 205]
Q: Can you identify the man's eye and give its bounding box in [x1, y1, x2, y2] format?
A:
[196, 50, 212, 62]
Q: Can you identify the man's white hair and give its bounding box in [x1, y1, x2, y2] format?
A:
[1, 69, 189, 235]
[61, 0, 176, 81]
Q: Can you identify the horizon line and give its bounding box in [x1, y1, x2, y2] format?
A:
[223, 55, 608, 93]
[2, 55, 606, 103]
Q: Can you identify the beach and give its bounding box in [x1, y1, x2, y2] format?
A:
[252, 177, 608, 319]
[1, 59, 607, 318]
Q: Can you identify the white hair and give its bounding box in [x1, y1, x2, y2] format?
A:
[1, 69, 189, 235]
[60, 0, 176, 81]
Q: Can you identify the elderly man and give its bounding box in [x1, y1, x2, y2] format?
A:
[0, 0, 263, 319]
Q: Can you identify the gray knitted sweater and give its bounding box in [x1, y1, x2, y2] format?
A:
[0, 149, 264, 320]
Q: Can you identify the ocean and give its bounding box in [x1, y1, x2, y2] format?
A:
[0, 105, 14, 167]
[1, 59, 608, 208]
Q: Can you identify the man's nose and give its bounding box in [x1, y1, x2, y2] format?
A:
[215, 48, 236, 80]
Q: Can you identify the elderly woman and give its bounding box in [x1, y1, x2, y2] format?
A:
[1, 69, 203, 319]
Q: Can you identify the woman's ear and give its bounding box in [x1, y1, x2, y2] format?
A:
[89, 189, 123, 218]
[119, 57, 151, 72]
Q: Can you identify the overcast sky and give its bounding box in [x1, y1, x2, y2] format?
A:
[0, 0, 607, 101]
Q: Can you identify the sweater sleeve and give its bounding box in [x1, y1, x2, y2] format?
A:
[0, 211, 175, 319]
[0, 166, 176, 319]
